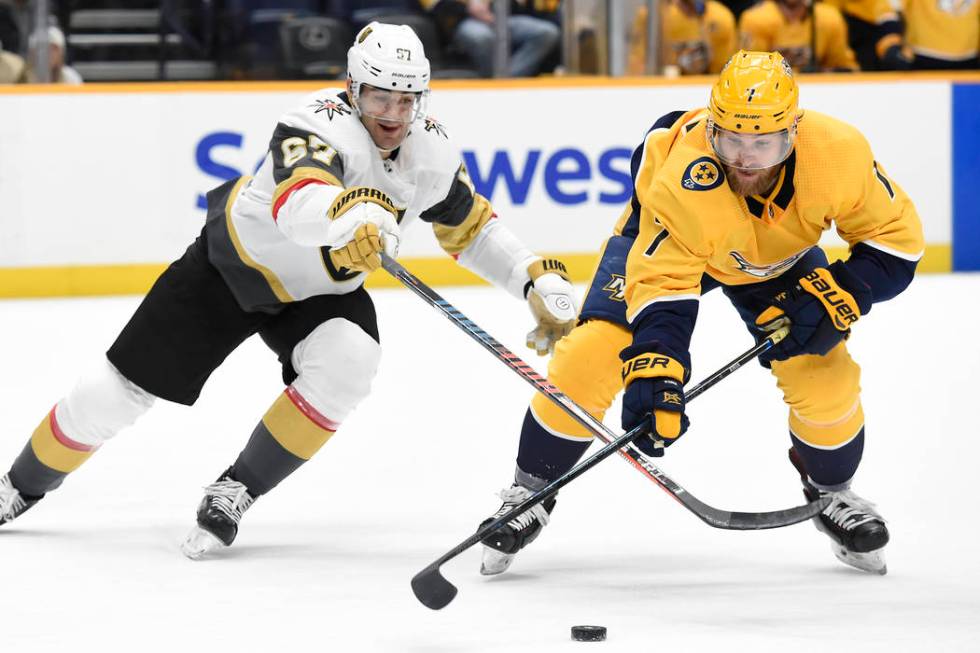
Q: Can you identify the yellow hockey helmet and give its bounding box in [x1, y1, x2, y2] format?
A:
[709, 50, 799, 133]
[708, 50, 800, 170]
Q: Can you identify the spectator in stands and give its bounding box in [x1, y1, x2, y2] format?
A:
[0, 37, 26, 83]
[425, 0, 561, 77]
[739, 0, 858, 71]
[25, 25, 81, 84]
[890, 0, 979, 70]
[628, 0, 738, 75]
[0, 3, 20, 54]
[0, 0, 29, 55]
[823, 0, 906, 70]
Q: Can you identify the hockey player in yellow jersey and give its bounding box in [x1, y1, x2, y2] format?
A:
[739, 0, 859, 71]
[0, 23, 578, 558]
[478, 50, 922, 577]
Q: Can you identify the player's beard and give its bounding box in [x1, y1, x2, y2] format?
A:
[723, 163, 782, 197]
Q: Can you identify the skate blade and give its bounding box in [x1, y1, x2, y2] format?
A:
[480, 546, 516, 576]
[832, 544, 887, 575]
[180, 526, 226, 560]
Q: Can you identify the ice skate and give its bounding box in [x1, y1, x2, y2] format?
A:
[180, 469, 256, 560]
[0, 474, 42, 526]
[479, 484, 556, 576]
[806, 485, 889, 575]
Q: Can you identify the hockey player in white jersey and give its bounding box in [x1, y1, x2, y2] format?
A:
[0, 22, 577, 559]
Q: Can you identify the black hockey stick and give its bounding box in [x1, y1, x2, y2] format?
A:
[382, 252, 825, 532]
[409, 331, 792, 610]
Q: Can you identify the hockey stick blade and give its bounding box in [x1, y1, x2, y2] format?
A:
[411, 565, 457, 610]
[410, 426, 645, 609]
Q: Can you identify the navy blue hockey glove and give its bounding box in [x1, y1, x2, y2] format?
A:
[756, 261, 873, 364]
[620, 347, 690, 457]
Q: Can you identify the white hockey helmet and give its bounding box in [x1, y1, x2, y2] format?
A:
[348, 22, 431, 123]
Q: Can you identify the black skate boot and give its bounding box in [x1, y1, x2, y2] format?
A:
[180, 468, 256, 560]
[0, 474, 42, 526]
[479, 484, 557, 575]
[790, 449, 889, 575]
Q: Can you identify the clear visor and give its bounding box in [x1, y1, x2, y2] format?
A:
[355, 84, 428, 124]
[709, 123, 795, 171]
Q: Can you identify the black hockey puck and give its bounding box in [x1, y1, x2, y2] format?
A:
[571, 625, 607, 642]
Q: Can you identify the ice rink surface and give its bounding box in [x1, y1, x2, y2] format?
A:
[1, 273, 979, 652]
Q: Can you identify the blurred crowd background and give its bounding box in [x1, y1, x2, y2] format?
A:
[0, 0, 977, 84]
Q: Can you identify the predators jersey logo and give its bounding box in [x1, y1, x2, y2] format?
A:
[424, 117, 449, 139]
[937, 0, 975, 16]
[602, 274, 626, 302]
[682, 157, 725, 191]
[729, 249, 809, 279]
[309, 98, 352, 120]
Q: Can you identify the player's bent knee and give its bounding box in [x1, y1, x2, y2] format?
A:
[290, 318, 380, 423]
[57, 358, 156, 447]
[772, 343, 864, 448]
[530, 320, 629, 438]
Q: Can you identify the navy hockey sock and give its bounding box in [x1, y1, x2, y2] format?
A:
[790, 427, 865, 488]
[515, 408, 592, 484]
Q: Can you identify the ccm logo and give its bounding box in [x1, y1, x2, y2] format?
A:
[803, 271, 859, 329]
[622, 356, 672, 380]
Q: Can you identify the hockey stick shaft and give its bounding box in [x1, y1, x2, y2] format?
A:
[381, 253, 822, 530]
[409, 335, 778, 610]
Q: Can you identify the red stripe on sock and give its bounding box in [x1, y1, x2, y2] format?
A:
[48, 406, 96, 452]
[284, 387, 340, 432]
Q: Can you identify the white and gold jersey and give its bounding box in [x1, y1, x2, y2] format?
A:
[205, 89, 491, 311]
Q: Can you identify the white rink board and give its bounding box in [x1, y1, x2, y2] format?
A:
[0, 80, 950, 268]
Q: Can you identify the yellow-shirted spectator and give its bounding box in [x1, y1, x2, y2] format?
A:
[901, 0, 979, 69]
[739, 0, 859, 71]
[824, 0, 906, 69]
[628, 0, 738, 75]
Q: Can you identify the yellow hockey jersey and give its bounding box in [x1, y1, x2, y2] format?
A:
[622, 108, 923, 323]
[823, 0, 897, 24]
[739, 0, 859, 70]
[902, 0, 979, 61]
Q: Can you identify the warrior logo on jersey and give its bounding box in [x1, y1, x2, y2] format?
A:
[309, 98, 352, 120]
[682, 157, 725, 191]
[602, 274, 626, 302]
[424, 117, 448, 139]
[729, 249, 809, 279]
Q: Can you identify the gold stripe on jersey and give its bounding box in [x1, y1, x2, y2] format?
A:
[30, 408, 98, 473]
[271, 166, 342, 210]
[772, 342, 864, 448]
[262, 388, 338, 460]
[530, 319, 632, 440]
[432, 192, 494, 256]
[224, 176, 295, 303]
